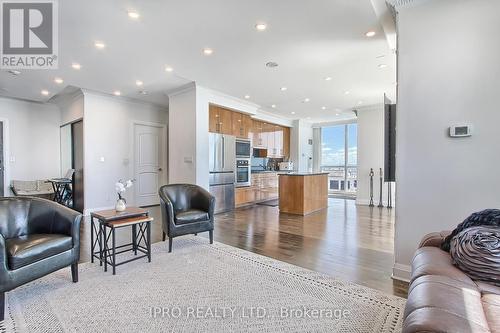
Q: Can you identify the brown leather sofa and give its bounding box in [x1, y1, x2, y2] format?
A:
[403, 231, 500, 333]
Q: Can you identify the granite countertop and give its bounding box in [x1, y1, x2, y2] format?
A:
[277, 172, 330, 176]
[251, 170, 280, 174]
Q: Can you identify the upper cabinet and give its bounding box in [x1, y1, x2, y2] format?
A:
[231, 112, 252, 138]
[265, 124, 286, 158]
[209, 104, 290, 158]
[252, 120, 267, 148]
[282, 127, 290, 158]
[209, 105, 232, 135]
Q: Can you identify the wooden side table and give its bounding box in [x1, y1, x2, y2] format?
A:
[90, 207, 153, 275]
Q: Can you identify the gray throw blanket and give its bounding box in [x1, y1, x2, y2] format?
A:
[450, 226, 500, 286]
[441, 209, 500, 251]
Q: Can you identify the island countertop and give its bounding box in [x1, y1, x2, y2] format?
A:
[278, 172, 330, 176]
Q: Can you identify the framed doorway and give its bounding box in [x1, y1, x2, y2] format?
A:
[60, 120, 84, 212]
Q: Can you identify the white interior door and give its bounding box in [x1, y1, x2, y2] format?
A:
[134, 124, 164, 206]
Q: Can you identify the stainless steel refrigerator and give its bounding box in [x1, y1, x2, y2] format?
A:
[209, 133, 236, 213]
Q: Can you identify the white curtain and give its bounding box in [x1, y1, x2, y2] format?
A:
[312, 127, 322, 172]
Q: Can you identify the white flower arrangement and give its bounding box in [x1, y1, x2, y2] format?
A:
[115, 179, 134, 202]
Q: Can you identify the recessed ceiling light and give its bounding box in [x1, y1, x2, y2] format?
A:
[303, 98, 310, 103]
[344, 91, 350, 95]
[365, 31, 376, 37]
[271, 104, 276, 108]
[165, 66, 173, 72]
[203, 48, 213, 55]
[378, 64, 388, 69]
[280, 87, 287, 91]
[8, 70, 21, 76]
[266, 61, 278, 68]
[324, 77, 332, 81]
[113, 90, 121, 96]
[255, 23, 267, 31]
[94, 41, 106, 49]
[135, 80, 143, 86]
[291, 112, 296, 115]
[54, 77, 63, 84]
[321, 106, 327, 110]
[244, 95, 250, 99]
[41, 89, 49, 96]
[335, 113, 340, 116]
[128, 10, 140, 19]
[71, 63, 81, 70]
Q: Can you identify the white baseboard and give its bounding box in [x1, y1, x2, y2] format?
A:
[355, 199, 395, 207]
[83, 205, 115, 216]
[392, 263, 411, 282]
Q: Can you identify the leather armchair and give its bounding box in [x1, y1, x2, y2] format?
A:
[0, 197, 82, 321]
[159, 184, 215, 252]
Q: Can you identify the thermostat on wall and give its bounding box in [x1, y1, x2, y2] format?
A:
[449, 125, 472, 137]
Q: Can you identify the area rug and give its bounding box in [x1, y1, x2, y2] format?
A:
[2, 236, 405, 332]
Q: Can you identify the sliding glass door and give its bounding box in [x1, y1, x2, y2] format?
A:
[321, 123, 358, 195]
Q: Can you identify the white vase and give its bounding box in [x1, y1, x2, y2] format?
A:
[115, 199, 126, 212]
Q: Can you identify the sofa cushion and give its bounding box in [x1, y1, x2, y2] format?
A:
[482, 294, 500, 332]
[450, 226, 500, 287]
[175, 209, 209, 225]
[6, 234, 73, 270]
[404, 275, 490, 333]
[411, 246, 476, 286]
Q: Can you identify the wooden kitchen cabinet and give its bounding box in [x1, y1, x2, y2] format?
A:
[242, 114, 253, 139]
[219, 108, 232, 134]
[231, 112, 252, 138]
[235, 187, 256, 206]
[209, 105, 219, 133]
[283, 127, 290, 158]
[252, 120, 266, 148]
[209, 104, 232, 135]
[232, 112, 243, 137]
[209, 104, 290, 158]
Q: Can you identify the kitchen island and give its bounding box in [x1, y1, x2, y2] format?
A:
[278, 172, 329, 215]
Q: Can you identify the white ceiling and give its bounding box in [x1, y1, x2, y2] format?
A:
[0, 0, 396, 122]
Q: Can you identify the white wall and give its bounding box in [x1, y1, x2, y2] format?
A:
[168, 84, 200, 186]
[59, 91, 84, 125]
[356, 104, 395, 206]
[0, 97, 61, 194]
[290, 120, 313, 172]
[393, 0, 500, 280]
[83, 92, 168, 213]
[56, 91, 85, 177]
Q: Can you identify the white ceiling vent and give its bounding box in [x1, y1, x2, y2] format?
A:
[385, 0, 430, 8]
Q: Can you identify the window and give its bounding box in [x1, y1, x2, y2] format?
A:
[321, 123, 358, 194]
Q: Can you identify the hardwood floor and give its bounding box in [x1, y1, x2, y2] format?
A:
[79, 198, 408, 298]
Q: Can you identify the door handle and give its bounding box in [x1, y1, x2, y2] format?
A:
[158, 168, 163, 171]
[222, 136, 225, 169]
